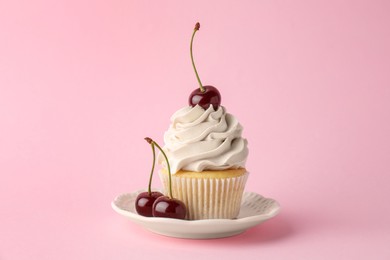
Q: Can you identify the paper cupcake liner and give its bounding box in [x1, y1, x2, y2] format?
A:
[159, 171, 249, 220]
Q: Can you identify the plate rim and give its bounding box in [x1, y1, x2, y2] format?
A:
[112, 189, 281, 227]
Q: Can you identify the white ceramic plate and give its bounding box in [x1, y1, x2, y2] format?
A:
[112, 190, 281, 239]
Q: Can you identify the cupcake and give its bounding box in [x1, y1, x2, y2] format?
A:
[158, 105, 249, 220]
[157, 22, 249, 220]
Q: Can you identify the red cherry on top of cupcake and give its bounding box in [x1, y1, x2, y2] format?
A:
[189, 86, 221, 111]
[188, 22, 221, 111]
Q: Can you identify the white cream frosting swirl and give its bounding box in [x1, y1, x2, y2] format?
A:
[159, 105, 248, 173]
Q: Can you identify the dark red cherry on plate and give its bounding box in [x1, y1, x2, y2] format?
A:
[135, 191, 164, 217]
[152, 196, 187, 220]
[135, 138, 164, 217]
[189, 85, 221, 110]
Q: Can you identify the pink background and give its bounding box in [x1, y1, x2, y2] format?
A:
[1, 0, 390, 259]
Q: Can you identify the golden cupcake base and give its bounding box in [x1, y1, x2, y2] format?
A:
[159, 168, 249, 220]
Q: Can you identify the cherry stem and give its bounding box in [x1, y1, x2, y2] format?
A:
[145, 137, 173, 199]
[146, 143, 156, 195]
[190, 22, 205, 93]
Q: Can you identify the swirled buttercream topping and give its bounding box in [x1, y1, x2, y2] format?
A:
[159, 105, 248, 173]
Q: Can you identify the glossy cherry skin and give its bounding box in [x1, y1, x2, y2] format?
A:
[152, 196, 187, 219]
[189, 85, 221, 110]
[135, 191, 164, 217]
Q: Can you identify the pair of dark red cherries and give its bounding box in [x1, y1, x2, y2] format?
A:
[135, 138, 186, 219]
[135, 23, 221, 219]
